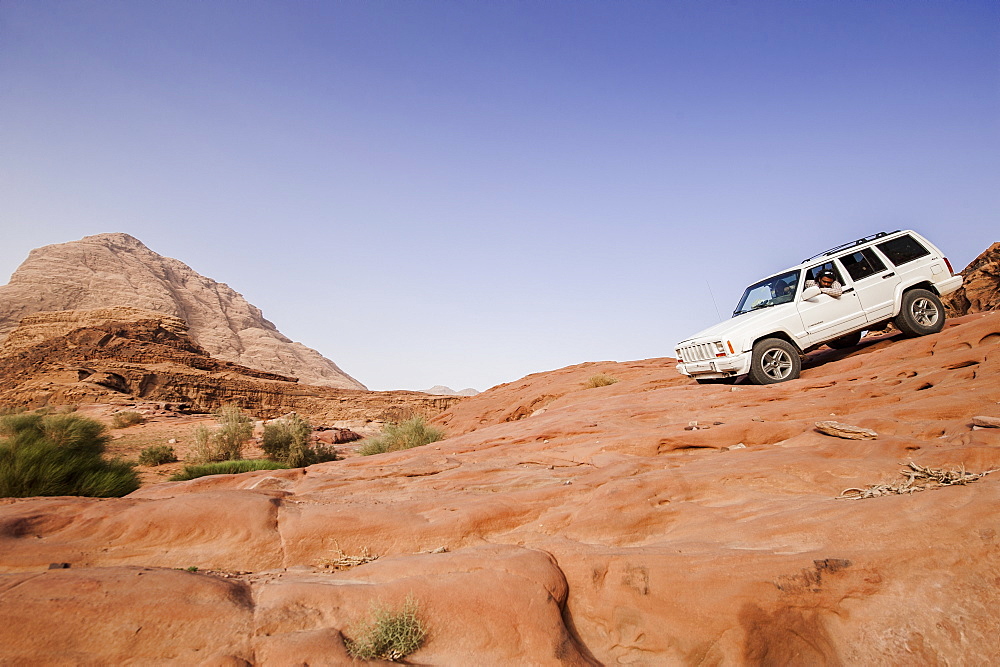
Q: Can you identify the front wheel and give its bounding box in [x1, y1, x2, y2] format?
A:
[747, 338, 801, 384]
[894, 289, 945, 337]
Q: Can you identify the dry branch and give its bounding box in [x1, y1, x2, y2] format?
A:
[839, 461, 997, 500]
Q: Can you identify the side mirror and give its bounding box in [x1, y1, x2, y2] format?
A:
[801, 285, 821, 300]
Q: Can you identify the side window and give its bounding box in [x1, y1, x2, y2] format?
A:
[839, 248, 887, 281]
[876, 235, 930, 266]
[806, 262, 843, 284]
[862, 248, 887, 273]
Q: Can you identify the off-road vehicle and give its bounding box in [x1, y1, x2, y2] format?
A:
[674, 230, 963, 384]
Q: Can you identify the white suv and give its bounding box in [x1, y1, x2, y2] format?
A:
[675, 230, 963, 385]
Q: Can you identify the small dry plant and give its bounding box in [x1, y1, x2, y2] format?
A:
[839, 461, 998, 500]
[317, 543, 378, 571]
[584, 373, 619, 389]
[138, 444, 177, 466]
[358, 417, 444, 456]
[191, 405, 253, 462]
[111, 411, 145, 428]
[344, 595, 426, 662]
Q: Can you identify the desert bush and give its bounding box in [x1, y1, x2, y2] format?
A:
[213, 405, 253, 459]
[358, 417, 444, 456]
[191, 424, 214, 462]
[260, 413, 338, 467]
[111, 411, 145, 428]
[169, 459, 288, 481]
[138, 444, 177, 466]
[190, 405, 253, 462]
[345, 595, 426, 662]
[584, 373, 619, 389]
[0, 413, 140, 497]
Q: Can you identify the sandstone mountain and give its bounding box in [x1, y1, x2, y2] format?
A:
[420, 384, 480, 397]
[2, 311, 999, 663]
[943, 240, 1000, 315]
[0, 306, 456, 426]
[0, 233, 365, 389]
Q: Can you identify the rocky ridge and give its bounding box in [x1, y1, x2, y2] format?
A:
[0, 233, 365, 389]
[0, 307, 457, 427]
[943, 240, 1000, 315]
[1, 311, 998, 663]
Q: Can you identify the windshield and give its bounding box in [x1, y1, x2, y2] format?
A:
[733, 270, 800, 316]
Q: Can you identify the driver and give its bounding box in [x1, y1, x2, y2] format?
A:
[805, 269, 843, 298]
[772, 279, 794, 301]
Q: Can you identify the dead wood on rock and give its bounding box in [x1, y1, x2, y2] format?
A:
[839, 461, 998, 500]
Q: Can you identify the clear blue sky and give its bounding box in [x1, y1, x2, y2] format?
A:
[2, 1, 998, 391]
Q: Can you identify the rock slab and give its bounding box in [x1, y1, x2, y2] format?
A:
[815, 421, 879, 440]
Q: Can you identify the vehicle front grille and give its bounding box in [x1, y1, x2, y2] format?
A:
[678, 342, 715, 363]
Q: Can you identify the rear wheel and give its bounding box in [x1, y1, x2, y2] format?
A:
[747, 338, 801, 384]
[894, 289, 945, 337]
[827, 330, 864, 350]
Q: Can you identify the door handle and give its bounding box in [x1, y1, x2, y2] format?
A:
[843, 288, 855, 294]
[883, 272, 896, 279]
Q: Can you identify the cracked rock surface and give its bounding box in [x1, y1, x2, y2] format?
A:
[1, 313, 1000, 663]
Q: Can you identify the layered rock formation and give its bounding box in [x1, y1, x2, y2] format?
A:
[943, 241, 1000, 315]
[0, 233, 365, 389]
[2, 311, 999, 663]
[0, 307, 457, 426]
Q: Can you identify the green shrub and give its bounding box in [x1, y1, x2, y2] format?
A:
[0, 413, 140, 497]
[169, 459, 288, 481]
[190, 405, 254, 462]
[345, 595, 426, 662]
[138, 444, 177, 466]
[191, 424, 214, 462]
[214, 405, 253, 460]
[261, 413, 339, 467]
[584, 373, 619, 389]
[111, 411, 145, 428]
[358, 417, 444, 456]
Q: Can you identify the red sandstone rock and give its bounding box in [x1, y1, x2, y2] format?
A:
[814, 420, 879, 439]
[943, 241, 1000, 315]
[1, 312, 1000, 663]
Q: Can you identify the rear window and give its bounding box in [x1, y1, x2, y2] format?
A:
[876, 235, 930, 266]
[839, 248, 887, 281]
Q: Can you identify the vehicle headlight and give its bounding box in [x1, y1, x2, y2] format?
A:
[714, 341, 727, 357]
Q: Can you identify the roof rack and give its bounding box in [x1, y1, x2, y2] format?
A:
[802, 230, 901, 263]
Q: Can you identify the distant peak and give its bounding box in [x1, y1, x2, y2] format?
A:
[79, 233, 149, 250]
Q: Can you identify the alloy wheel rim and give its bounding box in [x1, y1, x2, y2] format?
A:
[761, 348, 793, 380]
[912, 298, 939, 327]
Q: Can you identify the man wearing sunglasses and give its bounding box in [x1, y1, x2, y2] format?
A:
[805, 269, 843, 298]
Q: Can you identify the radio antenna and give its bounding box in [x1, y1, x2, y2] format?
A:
[706, 281, 722, 320]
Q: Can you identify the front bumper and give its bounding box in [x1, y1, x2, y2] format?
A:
[676, 351, 752, 379]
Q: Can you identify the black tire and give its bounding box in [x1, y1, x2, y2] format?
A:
[894, 289, 945, 337]
[747, 338, 801, 385]
[827, 330, 864, 350]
